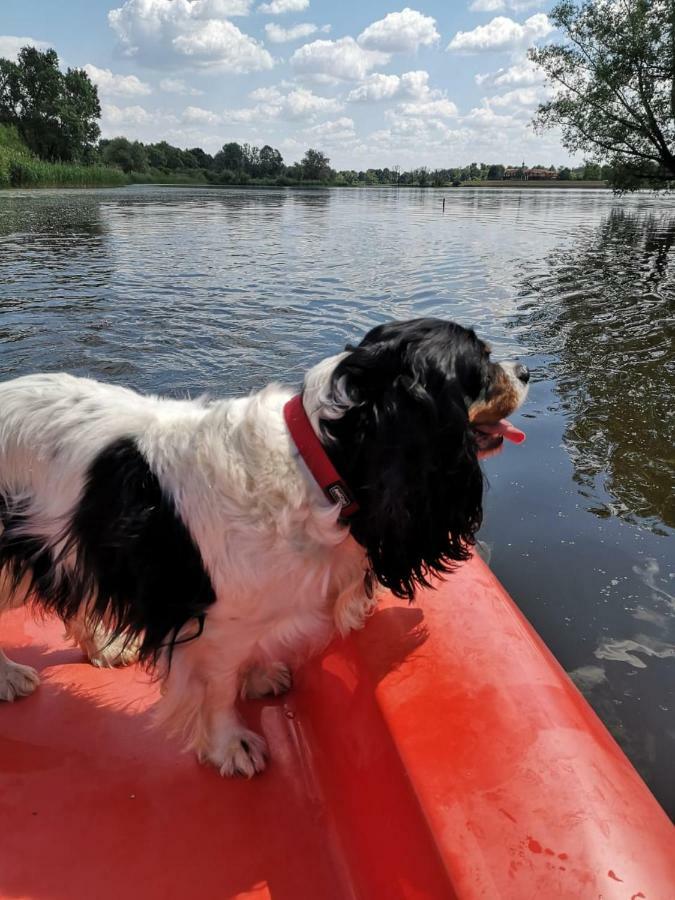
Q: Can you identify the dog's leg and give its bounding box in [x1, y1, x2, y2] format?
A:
[205, 691, 268, 778]
[64, 612, 140, 668]
[157, 636, 268, 778]
[241, 661, 292, 699]
[0, 648, 40, 701]
[0, 563, 40, 700]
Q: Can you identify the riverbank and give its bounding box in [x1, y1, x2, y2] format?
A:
[2, 175, 611, 191]
[1, 131, 609, 191]
[0, 126, 126, 188]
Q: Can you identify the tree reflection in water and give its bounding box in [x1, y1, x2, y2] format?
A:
[522, 209, 675, 531]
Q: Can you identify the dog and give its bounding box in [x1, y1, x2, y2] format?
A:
[0, 318, 529, 776]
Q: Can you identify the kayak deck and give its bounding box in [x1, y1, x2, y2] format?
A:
[1, 555, 673, 899]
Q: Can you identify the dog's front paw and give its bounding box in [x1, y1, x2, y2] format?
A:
[242, 662, 292, 699]
[0, 659, 40, 701]
[205, 728, 268, 778]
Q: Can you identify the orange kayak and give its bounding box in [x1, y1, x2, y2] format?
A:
[1, 554, 673, 899]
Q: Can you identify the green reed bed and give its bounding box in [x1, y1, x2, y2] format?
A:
[0, 125, 126, 189]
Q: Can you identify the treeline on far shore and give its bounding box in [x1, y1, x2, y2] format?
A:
[1, 126, 610, 190]
[95, 136, 612, 187]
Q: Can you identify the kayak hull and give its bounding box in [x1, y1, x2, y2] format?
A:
[0, 554, 672, 899]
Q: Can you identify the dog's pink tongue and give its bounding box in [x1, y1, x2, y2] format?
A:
[478, 419, 526, 444]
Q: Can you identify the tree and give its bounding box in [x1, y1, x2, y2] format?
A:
[146, 142, 168, 168]
[487, 164, 505, 179]
[257, 144, 284, 177]
[582, 160, 602, 179]
[56, 67, 101, 160]
[415, 166, 429, 187]
[301, 148, 330, 180]
[0, 46, 100, 160]
[214, 141, 245, 173]
[530, 0, 675, 191]
[101, 137, 147, 173]
[188, 146, 213, 169]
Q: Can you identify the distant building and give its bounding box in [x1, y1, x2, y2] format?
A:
[527, 167, 558, 180]
[503, 164, 558, 180]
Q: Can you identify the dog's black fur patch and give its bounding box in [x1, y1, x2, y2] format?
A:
[0, 498, 60, 603]
[0, 438, 215, 662]
[321, 318, 487, 600]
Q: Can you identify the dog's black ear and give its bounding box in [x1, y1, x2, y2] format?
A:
[322, 339, 483, 600]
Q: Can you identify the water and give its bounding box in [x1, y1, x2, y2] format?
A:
[1, 185, 673, 815]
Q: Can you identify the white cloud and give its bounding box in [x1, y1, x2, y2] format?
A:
[265, 22, 327, 43]
[182, 104, 222, 124]
[447, 14, 553, 52]
[248, 85, 283, 102]
[357, 8, 439, 54]
[347, 69, 440, 104]
[350, 69, 456, 120]
[102, 103, 167, 127]
[469, 0, 543, 10]
[347, 73, 401, 102]
[396, 97, 458, 118]
[0, 35, 51, 60]
[159, 77, 204, 95]
[469, 0, 505, 10]
[84, 64, 152, 96]
[461, 106, 518, 129]
[495, 60, 544, 85]
[248, 85, 282, 102]
[194, 0, 252, 14]
[484, 86, 546, 109]
[100, 102, 180, 142]
[306, 116, 356, 140]
[172, 19, 274, 71]
[258, 0, 308, 13]
[223, 84, 342, 124]
[291, 36, 389, 82]
[399, 70, 438, 100]
[369, 116, 455, 156]
[475, 58, 545, 86]
[284, 87, 342, 118]
[360, 111, 568, 169]
[108, 0, 272, 72]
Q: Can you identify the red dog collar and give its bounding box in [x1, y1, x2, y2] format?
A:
[283, 394, 359, 518]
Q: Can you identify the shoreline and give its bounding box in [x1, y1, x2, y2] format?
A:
[1, 179, 611, 192]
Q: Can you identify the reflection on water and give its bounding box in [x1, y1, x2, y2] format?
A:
[0, 186, 673, 816]
[521, 210, 675, 530]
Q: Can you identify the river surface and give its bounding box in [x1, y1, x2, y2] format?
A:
[0, 185, 673, 816]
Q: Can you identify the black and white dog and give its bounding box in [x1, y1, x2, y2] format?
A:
[0, 318, 529, 776]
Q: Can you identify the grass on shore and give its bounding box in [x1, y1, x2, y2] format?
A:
[0, 125, 127, 188]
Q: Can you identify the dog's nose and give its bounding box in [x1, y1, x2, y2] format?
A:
[515, 363, 530, 384]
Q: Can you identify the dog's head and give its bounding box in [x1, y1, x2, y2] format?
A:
[304, 318, 529, 600]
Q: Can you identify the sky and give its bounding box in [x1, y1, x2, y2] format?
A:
[0, 0, 577, 170]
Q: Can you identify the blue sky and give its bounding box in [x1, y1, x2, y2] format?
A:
[1, 0, 575, 169]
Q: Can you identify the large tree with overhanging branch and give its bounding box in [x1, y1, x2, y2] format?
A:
[0, 46, 100, 161]
[529, 0, 675, 190]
